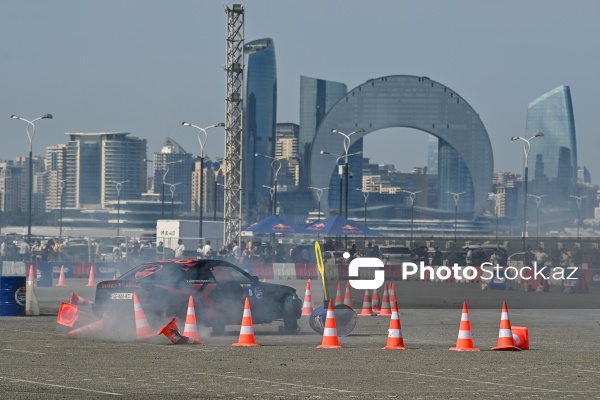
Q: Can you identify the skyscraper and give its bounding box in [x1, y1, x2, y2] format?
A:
[243, 38, 277, 218]
[299, 76, 363, 214]
[153, 137, 192, 212]
[63, 132, 147, 208]
[526, 86, 578, 205]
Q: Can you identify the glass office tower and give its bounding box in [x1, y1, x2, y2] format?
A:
[526, 86, 577, 205]
[243, 38, 277, 218]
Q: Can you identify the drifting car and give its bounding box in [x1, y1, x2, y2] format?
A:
[93, 258, 302, 335]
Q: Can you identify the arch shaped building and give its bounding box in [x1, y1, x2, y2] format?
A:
[309, 75, 493, 217]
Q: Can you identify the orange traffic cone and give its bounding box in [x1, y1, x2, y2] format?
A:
[512, 326, 529, 350]
[334, 282, 344, 306]
[383, 301, 406, 350]
[492, 301, 520, 351]
[450, 302, 480, 351]
[133, 293, 154, 340]
[57, 302, 94, 327]
[301, 280, 314, 316]
[372, 289, 381, 312]
[27, 265, 36, 286]
[262, 277, 267, 282]
[70, 292, 94, 306]
[389, 282, 397, 306]
[67, 317, 104, 336]
[57, 265, 67, 287]
[317, 299, 342, 349]
[358, 289, 376, 316]
[183, 296, 202, 344]
[343, 281, 353, 307]
[158, 318, 199, 344]
[112, 275, 117, 280]
[86, 265, 96, 287]
[233, 298, 261, 346]
[378, 283, 391, 316]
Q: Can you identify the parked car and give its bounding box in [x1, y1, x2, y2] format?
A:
[379, 245, 412, 264]
[93, 258, 302, 336]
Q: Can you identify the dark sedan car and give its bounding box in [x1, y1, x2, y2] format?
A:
[94, 258, 302, 336]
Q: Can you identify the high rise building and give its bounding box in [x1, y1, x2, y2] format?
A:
[243, 38, 277, 218]
[45, 144, 67, 212]
[0, 161, 24, 215]
[299, 76, 363, 214]
[438, 139, 474, 212]
[275, 123, 300, 187]
[153, 138, 193, 212]
[63, 132, 147, 209]
[526, 86, 578, 205]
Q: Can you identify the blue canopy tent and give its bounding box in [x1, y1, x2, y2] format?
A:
[304, 215, 381, 236]
[242, 215, 310, 234]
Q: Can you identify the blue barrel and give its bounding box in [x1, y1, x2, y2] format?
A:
[0, 276, 26, 316]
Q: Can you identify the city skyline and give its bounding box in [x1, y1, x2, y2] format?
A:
[2, 2, 599, 180]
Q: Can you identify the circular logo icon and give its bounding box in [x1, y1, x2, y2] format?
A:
[15, 286, 26, 306]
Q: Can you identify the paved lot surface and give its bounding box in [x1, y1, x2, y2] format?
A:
[1, 279, 600, 399]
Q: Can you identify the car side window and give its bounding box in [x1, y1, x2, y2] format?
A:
[182, 266, 214, 283]
[210, 264, 251, 283]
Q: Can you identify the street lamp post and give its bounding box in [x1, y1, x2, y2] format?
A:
[255, 153, 294, 216]
[109, 180, 128, 238]
[11, 114, 53, 244]
[355, 188, 370, 227]
[402, 190, 422, 246]
[58, 179, 68, 240]
[570, 195, 587, 240]
[490, 193, 500, 244]
[167, 182, 182, 219]
[511, 132, 544, 251]
[447, 191, 465, 247]
[528, 194, 547, 248]
[309, 187, 329, 222]
[160, 159, 184, 219]
[329, 129, 364, 219]
[211, 160, 221, 221]
[182, 122, 225, 241]
[262, 185, 275, 213]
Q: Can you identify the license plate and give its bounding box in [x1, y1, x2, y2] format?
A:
[111, 293, 133, 300]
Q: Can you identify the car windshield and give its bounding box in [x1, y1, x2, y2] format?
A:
[381, 247, 410, 254]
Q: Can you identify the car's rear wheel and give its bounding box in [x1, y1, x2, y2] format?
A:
[281, 295, 299, 333]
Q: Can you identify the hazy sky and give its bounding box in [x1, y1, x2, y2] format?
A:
[1, 1, 598, 180]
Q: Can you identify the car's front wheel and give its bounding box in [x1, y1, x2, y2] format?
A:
[281, 295, 299, 333]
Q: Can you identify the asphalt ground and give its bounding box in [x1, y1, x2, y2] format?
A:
[1, 279, 600, 399]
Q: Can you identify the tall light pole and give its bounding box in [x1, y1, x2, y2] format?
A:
[309, 187, 329, 222]
[511, 132, 544, 251]
[182, 122, 225, 240]
[159, 159, 184, 219]
[490, 192, 500, 244]
[403, 190, 422, 246]
[58, 178, 68, 240]
[11, 114, 53, 244]
[570, 195, 586, 240]
[167, 182, 182, 219]
[255, 153, 294, 216]
[321, 148, 363, 218]
[211, 160, 221, 221]
[109, 180, 128, 238]
[528, 194, 547, 248]
[329, 128, 364, 219]
[262, 185, 275, 214]
[447, 191, 465, 247]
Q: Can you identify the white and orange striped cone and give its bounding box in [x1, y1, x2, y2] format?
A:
[233, 298, 261, 347]
[70, 292, 94, 306]
[317, 299, 342, 349]
[67, 317, 104, 336]
[57, 302, 94, 327]
[343, 281, 353, 307]
[301, 280, 314, 316]
[378, 283, 391, 316]
[57, 265, 67, 287]
[389, 282, 397, 306]
[372, 288, 381, 312]
[450, 301, 480, 351]
[183, 296, 202, 344]
[133, 293, 154, 340]
[334, 282, 344, 306]
[27, 265, 36, 286]
[492, 301, 520, 351]
[86, 265, 96, 287]
[358, 289, 376, 316]
[383, 301, 406, 350]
